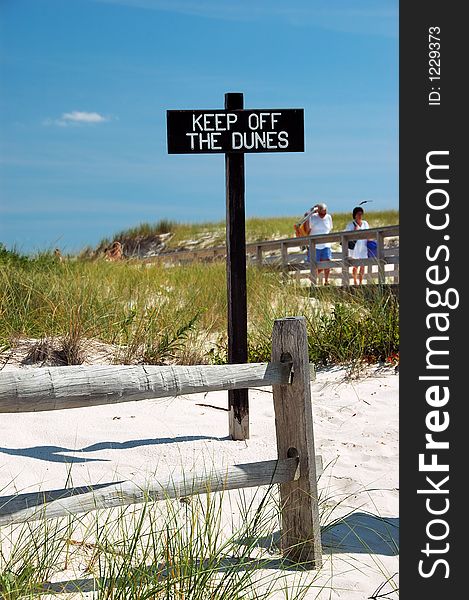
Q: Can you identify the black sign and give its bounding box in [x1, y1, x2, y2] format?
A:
[167, 108, 304, 154]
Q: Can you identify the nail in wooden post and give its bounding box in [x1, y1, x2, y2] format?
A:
[271, 317, 322, 567]
[225, 92, 249, 441]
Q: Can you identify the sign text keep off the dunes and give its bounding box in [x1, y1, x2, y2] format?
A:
[167, 109, 304, 154]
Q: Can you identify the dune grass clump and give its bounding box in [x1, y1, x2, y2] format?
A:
[0, 487, 321, 599]
[306, 287, 399, 366]
[228, 277, 399, 368]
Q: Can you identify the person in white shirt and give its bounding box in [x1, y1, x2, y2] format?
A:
[308, 202, 333, 285]
[345, 206, 370, 285]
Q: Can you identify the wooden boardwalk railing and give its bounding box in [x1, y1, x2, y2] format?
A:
[0, 317, 322, 566]
[155, 225, 399, 286]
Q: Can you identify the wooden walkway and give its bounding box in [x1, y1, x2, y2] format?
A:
[155, 225, 399, 286]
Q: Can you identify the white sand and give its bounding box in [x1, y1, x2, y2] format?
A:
[0, 365, 398, 598]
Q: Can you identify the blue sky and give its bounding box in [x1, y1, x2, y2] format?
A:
[0, 0, 398, 254]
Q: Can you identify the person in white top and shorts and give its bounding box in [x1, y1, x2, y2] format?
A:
[345, 206, 369, 285]
[308, 203, 333, 285]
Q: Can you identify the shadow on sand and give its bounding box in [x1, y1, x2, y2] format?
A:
[238, 512, 399, 557]
[0, 435, 228, 463]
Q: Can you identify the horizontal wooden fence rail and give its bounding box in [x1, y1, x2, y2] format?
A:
[0, 457, 299, 526]
[0, 361, 295, 414]
[0, 456, 323, 527]
[0, 317, 323, 566]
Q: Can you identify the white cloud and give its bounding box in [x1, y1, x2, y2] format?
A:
[43, 111, 110, 127]
[62, 111, 108, 123]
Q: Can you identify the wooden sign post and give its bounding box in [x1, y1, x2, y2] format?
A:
[167, 94, 304, 440]
[224, 93, 249, 441]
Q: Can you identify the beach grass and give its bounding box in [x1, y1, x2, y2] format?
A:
[0, 485, 311, 598]
[1, 209, 399, 368]
[0, 252, 398, 368]
[0, 471, 398, 599]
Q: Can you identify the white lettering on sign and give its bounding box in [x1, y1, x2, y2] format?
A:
[215, 113, 226, 131]
[212, 132, 222, 149]
[278, 131, 288, 148]
[232, 130, 289, 151]
[227, 113, 237, 130]
[187, 112, 289, 151]
[192, 113, 238, 132]
[247, 112, 282, 130]
[186, 132, 222, 150]
[192, 114, 203, 131]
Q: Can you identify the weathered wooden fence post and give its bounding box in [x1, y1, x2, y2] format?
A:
[394, 262, 399, 284]
[256, 244, 263, 266]
[308, 238, 318, 285]
[376, 229, 386, 285]
[271, 317, 322, 567]
[281, 242, 288, 268]
[340, 233, 349, 287]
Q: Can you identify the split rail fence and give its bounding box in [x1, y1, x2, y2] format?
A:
[0, 317, 322, 566]
[156, 225, 399, 287]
